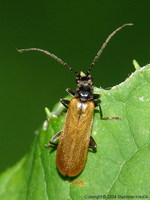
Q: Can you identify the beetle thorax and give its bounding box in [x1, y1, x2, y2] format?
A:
[75, 71, 94, 102]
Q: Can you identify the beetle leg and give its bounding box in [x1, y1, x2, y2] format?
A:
[94, 102, 100, 107]
[60, 98, 70, 108]
[99, 105, 120, 120]
[45, 131, 62, 147]
[66, 88, 75, 96]
[89, 136, 97, 149]
[94, 94, 100, 107]
[93, 94, 101, 99]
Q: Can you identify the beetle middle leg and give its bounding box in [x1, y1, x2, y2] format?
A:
[93, 93, 100, 107]
[99, 104, 120, 120]
[45, 131, 62, 147]
[93, 93, 120, 120]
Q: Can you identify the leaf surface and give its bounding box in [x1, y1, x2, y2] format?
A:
[0, 65, 150, 200]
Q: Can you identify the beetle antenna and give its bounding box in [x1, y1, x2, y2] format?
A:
[87, 23, 134, 74]
[17, 48, 78, 75]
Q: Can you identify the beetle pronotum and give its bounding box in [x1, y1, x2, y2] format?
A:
[18, 23, 133, 177]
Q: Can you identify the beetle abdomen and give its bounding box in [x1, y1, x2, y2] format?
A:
[56, 97, 94, 177]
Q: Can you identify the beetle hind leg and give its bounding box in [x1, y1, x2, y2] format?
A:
[89, 136, 97, 149]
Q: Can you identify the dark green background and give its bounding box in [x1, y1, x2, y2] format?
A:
[0, 1, 149, 173]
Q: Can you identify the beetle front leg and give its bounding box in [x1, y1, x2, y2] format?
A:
[45, 131, 62, 147]
[66, 88, 75, 96]
[60, 98, 70, 108]
[93, 94, 101, 100]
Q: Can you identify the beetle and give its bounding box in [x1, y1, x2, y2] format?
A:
[18, 23, 133, 177]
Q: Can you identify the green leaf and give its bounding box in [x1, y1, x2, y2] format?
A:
[0, 64, 150, 200]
